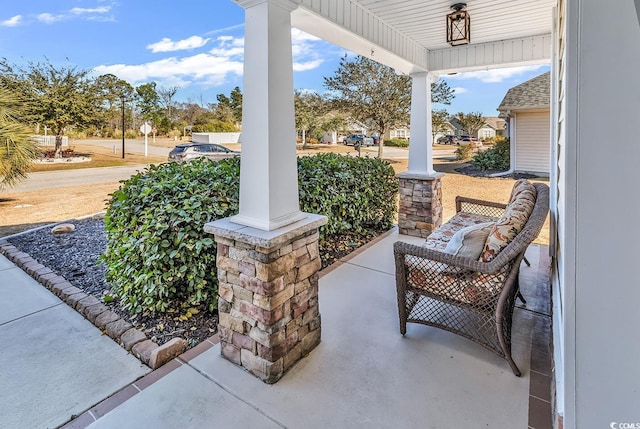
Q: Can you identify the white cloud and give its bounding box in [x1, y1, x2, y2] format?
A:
[70, 6, 111, 15]
[293, 60, 323, 72]
[94, 53, 243, 88]
[446, 65, 546, 83]
[94, 27, 331, 92]
[291, 28, 321, 43]
[37, 13, 63, 24]
[1, 15, 23, 27]
[290, 28, 325, 72]
[147, 36, 211, 53]
[453, 87, 468, 94]
[36, 4, 113, 24]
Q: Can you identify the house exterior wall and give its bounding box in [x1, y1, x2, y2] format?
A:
[513, 111, 550, 174]
[554, 0, 640, 427]
[477, 126, 496, 141]
[385, 129, 409, 140]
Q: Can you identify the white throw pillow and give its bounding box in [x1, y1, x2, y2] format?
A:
[444, 222, 495, 259]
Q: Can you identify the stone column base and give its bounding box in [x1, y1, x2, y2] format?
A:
[397, 172, 445, 238]
[205, 213, 327, 384]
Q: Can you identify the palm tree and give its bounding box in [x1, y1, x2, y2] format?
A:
[0, 85, 39, 190]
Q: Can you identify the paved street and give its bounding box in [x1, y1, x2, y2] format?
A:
[82, 139, 173, 158]
[4, 165, 152, 193]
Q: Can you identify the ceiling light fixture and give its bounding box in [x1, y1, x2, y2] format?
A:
[446, 3, 470, 46]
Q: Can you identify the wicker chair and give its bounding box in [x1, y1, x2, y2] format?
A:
[393, 183, 549, 376]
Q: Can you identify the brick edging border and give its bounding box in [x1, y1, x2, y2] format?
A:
[0, 240, 186, 370]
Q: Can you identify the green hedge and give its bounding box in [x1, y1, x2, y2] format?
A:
[298, 153, 397, 236]
[471, 139, 510, 171]
[385, 137, 409, 147]
[103, 158, 240, 314]
[103, 154, 397, 314]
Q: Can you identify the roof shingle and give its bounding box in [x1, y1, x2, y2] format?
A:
[498, 72, 550, 112]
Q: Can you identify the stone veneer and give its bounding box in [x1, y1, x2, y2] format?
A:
[204, 213, 327, 384]
[397, 172, 445, 238]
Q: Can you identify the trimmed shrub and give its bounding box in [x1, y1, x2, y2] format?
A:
[385, 137, 409, 147]
[298, 153, 397, 236]
[471, 138, 510, 171]
[103, 153, 398, 314]
[103, 158, 240, 314]
[455, 144, 475, 161]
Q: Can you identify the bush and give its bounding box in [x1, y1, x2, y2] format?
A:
[455, 144, 475, 161]
[385, 137, 409, 147]
[103, 158, 241, 314]
[103, 153, 397, 314]
[125, 129, 138, 139]
[471, 138, 510, 171]
[66, 129, 87, 139]
[192, 121, 237, 132]
[298, 153, 397, 237]
[168, 129, 182, 138]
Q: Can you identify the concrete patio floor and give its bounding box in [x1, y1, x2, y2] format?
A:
[56, 228, 552, 429]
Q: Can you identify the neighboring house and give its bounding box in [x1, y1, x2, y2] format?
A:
[447, 117, 465, 137]
[498, 72, 550, 175]
[384, 127, 410, 140]
[449, 116, 506, 140]
[478, 117, 507, 140]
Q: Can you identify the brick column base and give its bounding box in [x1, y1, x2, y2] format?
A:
[397, 172, 445, 238]
[204, 214, 327, 384]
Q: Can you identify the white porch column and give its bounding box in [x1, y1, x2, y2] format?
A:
[232, 0, 305, 231]
[407, 72, 436, 176]
[398, 72, 444, 237]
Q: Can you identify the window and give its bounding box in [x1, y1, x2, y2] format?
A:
[395, 129, 407, 138]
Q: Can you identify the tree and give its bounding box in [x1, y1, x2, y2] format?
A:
[136, 82, 161, 125]
[324, 55, 411, 158]
[431, 80, 455, 105]
[431, 109, 451, 141]
[0, 85, 39, 189]
[0, 59, 105, 157]
[455, 111, 486, 139]
[95, 74, 135, 134]
[324, 55, 455, 157]
[295, 90, 346, 148]
[229, 86, 243, 124]
[158, 86, 179, 124]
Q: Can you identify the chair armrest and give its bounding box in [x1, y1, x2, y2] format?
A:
[394, 241, 496, 274]
[455, 196, 507, 218]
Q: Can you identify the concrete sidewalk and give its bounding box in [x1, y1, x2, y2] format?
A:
[0, 254, 149, 429]
[0, 231, 552, 428]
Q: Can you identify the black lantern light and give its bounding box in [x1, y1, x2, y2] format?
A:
[446, 3, 470, 46]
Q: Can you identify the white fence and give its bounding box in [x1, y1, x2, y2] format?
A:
[191, 132, 242, 144]
[33, 136, 69, 147]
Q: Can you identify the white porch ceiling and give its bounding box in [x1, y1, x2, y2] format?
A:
[289, 0, 555, 74]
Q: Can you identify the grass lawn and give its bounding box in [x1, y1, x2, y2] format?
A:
[30, 143, 167, 172]
[1, 142, 549, 245]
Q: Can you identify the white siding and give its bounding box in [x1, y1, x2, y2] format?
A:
[557, 0, 640, 427]
[514, 111, 550, 174]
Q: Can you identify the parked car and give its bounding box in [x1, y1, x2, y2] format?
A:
[344, 134, 374, 146]
[369, 135, 380, 145]
[168, 143, 240, 163]
[437, 135, 458, 144]
[458, 136, 482, 147]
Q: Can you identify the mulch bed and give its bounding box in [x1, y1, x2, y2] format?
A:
[7, 217, 382, 349]
[456, 165, 539, 179]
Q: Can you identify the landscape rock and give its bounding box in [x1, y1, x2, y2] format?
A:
[51, 223, 76, 234]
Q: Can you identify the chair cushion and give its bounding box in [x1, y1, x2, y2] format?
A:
[424, 211, 496, 252]
[444, 221, 494, 259]
[480, 181, 537, 262]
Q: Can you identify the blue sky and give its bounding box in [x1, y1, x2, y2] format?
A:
[0, 1, 549, 117]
